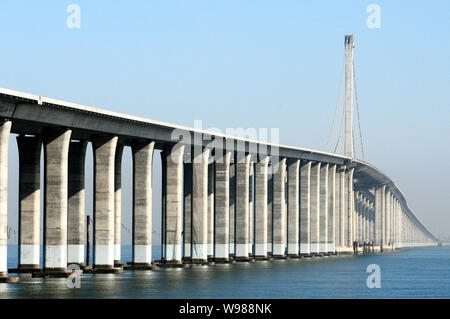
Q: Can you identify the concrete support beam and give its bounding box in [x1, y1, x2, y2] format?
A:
[214, 152, 231, 261]
[114, 144, 124, 265]
[310, 162, 320, 254]
[355, 192, 361, 242]
[287, 159, 300, 257]
[161, 144, 184, 263]
[319, 164, 328, 253]
[67, 140, 87, 267]
[43, 129, 72, 272]
[344, 168, 354, 247]
[92, 135, 117, 269]
[207, 162, 215, 258]
[131, 140, 154, 266]
[369, 202, 375, 242]
[235, 154, 251, 260]
[191, 148, 210, 262]
[364, 198, 369, 242]
[327, 165, 336, 253]
[0, 121, 11, 278]
[375, 185, 386, 247]
[229, 162, 236, 256]
[272, 158, 287, 257]
[254, 156, 269, 259]
[17, 135, 42, 270]
[390, 193, 395, 246]
[299, 161, 311, 255]
[385, 190, 391, 247]
[248, 163, 254, 256]
[183, 162, 192, 260]
[267, 170, 273, 254]
[335, 168, 345, 247]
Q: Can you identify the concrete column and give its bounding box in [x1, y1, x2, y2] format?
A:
[207, 161, 215, 259]
[17, 135, 42, 270]
[395, 200, 401, 248]
[248, 162, 254, 256]
[369, 203, 375, 242]
[344, 168, 354, 246]
[327, 165, 336, 253]
[92, 135, 117, 269]
[355, 192, 361, 242]
[300, 161, 311, 255]
[229, 162, 236, 256]
[272, 158, 287, 257]
[385, 190, 391, 246]
[67, 140, 87, 267]
[374, 185, 386, 247]
[183, 162, 192, 260]
[310, 163, 320, 254]
[131, 140, 154, 266]
[43, 129, 72, 272]
[335, 168, 345, 247]
[390, 193, 395, 246]
[235, 154, 250, 260]
[319, 164, 328, 253]
[287, 159, 300, 257]
[214, 152, 231, 261]
[254, 156, 269, 259]
[192, 148, 210, 262]
[364, 199, 368, 241]
[267, 169, 273, 254]
[0, 120, 11, 278]
[114, 144, 124, 265]
[161, 144, 184, 263]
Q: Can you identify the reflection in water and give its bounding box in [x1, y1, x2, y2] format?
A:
[1, 246, 450, 298]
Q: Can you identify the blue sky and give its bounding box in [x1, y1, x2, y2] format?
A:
[1, 1, 449, 242]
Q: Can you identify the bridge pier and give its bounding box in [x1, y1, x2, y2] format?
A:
[254, 156, 269, 259]
[272, 158, 286, 258]
[319, 164, 329, 254]
[287, 159, 300, 257]
[335, 168, 345, 250]
[183, 161, 192, 261]
[229, 162, 236, 257]
[248, 162, 254, 257]
[114, 144, 124, 266]
[327, 165, 336, 253]
[131, 140, 154, 268]
[267, 169, 273, 255]
[207, 161, 215, 259]
[0, 120, 11, 279]
[299, 161, 311, 256]
[191, 148, 210, 263]
[310, 163, 320, 255]
[67, 140, 87, 268]
[43, 129, 72, 273]
[161, 144, 184, 263]
[17, 135, 42, 271]
[235, 154, 251, 260]
[214, 152, 231, 261]
[92, 135, 117, 271]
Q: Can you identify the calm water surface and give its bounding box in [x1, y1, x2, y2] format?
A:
[1, 245, 449, 298]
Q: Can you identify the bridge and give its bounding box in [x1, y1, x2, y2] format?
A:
[0, 35, 439, 282]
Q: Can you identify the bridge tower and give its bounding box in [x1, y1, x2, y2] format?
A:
[344, 34, 355, 158]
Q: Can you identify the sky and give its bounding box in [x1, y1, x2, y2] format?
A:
[0, 0, 449, 244]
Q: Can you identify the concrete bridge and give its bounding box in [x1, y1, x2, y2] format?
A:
[0, 36, 439, 282]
